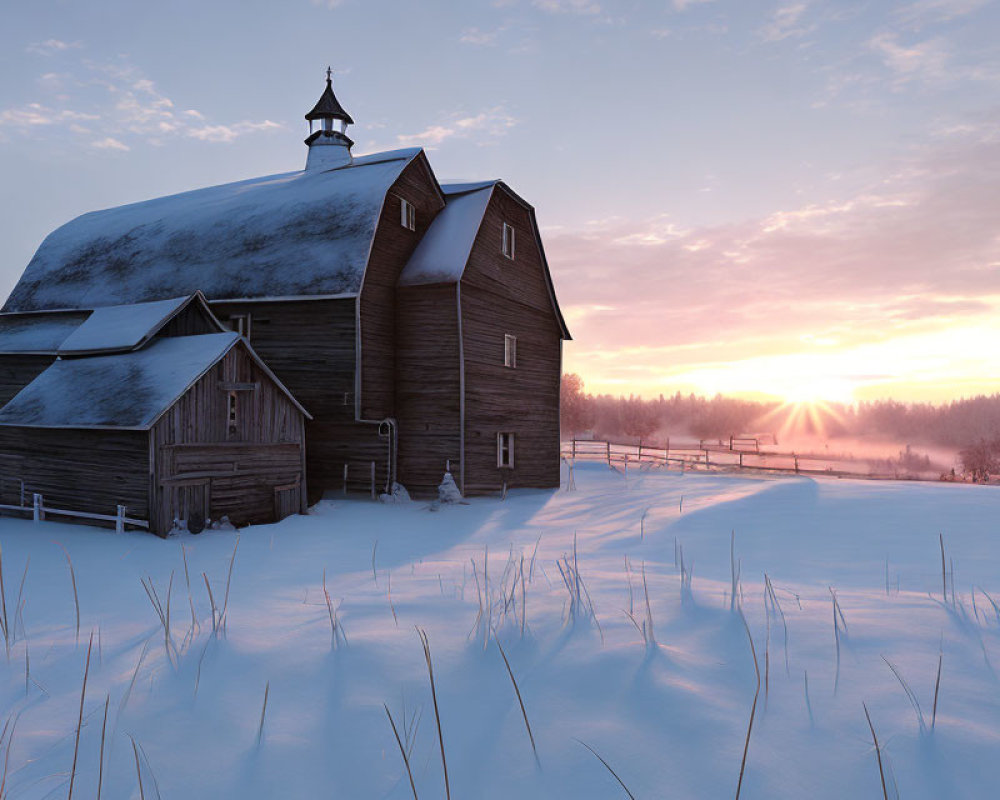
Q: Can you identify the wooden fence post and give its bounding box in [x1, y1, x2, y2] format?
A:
[606, 440, 612, 466]
[704, 449, 710, 468]
[572, 439, 577, 459]
[665, 438, 670, 465]
[370, 461, 376, 500]
[739, 452, 744, 468]
[19, 480, 24, 508]
[116, 505, 126, 534]
[343, 463, 349, 495]
[730, 435, 734, 451]
[32, 493, 43, 523]
[794, 455, 800, 474]
[446, 459, 451, 474]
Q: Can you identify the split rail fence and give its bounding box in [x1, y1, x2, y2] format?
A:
[562, 438, 897, 481]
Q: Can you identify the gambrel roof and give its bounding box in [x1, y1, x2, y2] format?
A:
[398, 181, 571, 339]
[4, 149, 428, 311]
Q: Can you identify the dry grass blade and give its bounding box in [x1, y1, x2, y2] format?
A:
[56, 543, 80, 642]
[0, 542, 9, 656]
[863, 702, 889, 800]
[181, 544, 198, 633]
[385, 704, 419, 800]
[495, 636, 538, 763]
[202, 573, 219, 633]
[256, 681, 270, 747]
[97, 693, 109, 800]
[736, 615, 761, 800]
[417, 627, 450, 800]
[0, 711, 19, 799]
[576, 739, 636, 799]
[939, 533, 947, 605]
[932, 647, 943, 731]
[68, 630, 94, 800]
[219, 534, 240, 633]
[130, 735, 146, 800]
[881, 655, 925, 733]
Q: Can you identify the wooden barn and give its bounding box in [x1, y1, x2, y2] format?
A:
[0, 294, 309, 535]
[1, 72, 569, 506]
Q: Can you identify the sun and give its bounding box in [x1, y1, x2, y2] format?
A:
[781, 378, 856, 405]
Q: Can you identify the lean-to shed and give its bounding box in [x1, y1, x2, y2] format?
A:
[0, 298, 310, 535]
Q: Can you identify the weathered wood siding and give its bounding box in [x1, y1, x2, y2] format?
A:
[0, 427, 148, 523]
[460, 187, 562, 494]
[359, 154, 444, 420]
[0, 355, 55, 406]
[395, 284, 461, 494]
[150, 343, 307, 534]
[210, 298, 355, 498]
[156, 301, 222, 338]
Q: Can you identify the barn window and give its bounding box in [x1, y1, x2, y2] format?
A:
[497, 432, 515, 468]
[400, 197, 416, 231]
[227, 391, 238, 433]
[228, 314, 252, 340]
[501, 222, 515, 259]
[504, 334, 517, 368]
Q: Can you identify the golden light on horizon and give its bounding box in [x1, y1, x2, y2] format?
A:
[565, 321, 1000, 405]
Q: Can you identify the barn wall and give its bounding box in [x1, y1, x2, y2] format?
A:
[359, 154, 445, 420]
[150, 344, 307, 534]
[210, 298, 359, 497]
[0, 355, 55, 407]
[395, 284, 461, 495]
[0, 427, 149, 523]
[460, 187, 562, 495]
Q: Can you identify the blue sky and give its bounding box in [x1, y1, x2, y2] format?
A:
[2, 0, 999, 401]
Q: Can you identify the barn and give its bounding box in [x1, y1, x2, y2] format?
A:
[1, 72, 569, 508]
[0, 294, 309, 535]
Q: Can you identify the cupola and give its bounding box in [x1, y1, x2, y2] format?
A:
[304, 68, 355, 171]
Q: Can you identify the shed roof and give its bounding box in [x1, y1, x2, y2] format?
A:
[57, 295, 199, 354]
[4, 149, 425, 312]
[0, 333, 310, 430]
[397, 183, 496, 287]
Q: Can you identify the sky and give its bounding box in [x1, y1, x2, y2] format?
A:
[1, 0, 999, 404]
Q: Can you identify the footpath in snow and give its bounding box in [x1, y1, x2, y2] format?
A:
[0, 462, 998, 798]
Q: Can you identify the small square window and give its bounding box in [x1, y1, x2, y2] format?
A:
[502, 222, 515, 259]
[400, 197, 416, 231]
[229, 314, 252, 340]
[504, 334, 517, 368]
[497, 432, 515, 468]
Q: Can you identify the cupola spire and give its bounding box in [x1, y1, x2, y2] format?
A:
[304, 67, 354, 171]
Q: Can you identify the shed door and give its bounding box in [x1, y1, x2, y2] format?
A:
[171, 480, 210, 529]
[274, 483, 300, 522]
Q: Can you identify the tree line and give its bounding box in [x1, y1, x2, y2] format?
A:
[561, 373, 1000, 454]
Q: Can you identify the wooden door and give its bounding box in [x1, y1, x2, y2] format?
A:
[273, 482, 300, 522]
[171, 480, 210, 530]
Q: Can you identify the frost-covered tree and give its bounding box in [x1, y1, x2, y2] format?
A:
[560, 373, 595, 438]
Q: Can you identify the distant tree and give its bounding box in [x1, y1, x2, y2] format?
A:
[620, 394, 658, 446]
[959, 439, 1000, 482]
[560, 373, 595, 438]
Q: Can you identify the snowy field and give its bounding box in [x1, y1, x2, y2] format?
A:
[0, 462, 999, 798]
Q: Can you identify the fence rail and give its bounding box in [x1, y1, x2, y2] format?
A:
[0, 492, 149, 531]
[562, 439, 902, 481]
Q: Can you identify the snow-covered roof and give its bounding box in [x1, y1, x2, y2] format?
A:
[5, 149, 425, 312]
[0, 311, 89, 355]
[57, 296, 193, 354]
[397, 182, 497, 287]
[0, 332, 310, 429]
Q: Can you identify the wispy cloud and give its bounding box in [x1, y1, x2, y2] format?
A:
[532, 0, 601, 14]
[396, 108, 517, 148]
[869, 32, 951, 84]
[551, 116, 1000, 395]
[26, 39, 82, 56]
[759, 3, 815, 42]
[0, 58, 284, 150]
[896, 0, 991, 27]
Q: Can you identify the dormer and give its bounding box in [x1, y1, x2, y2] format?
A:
[304, 68, 355, 171]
